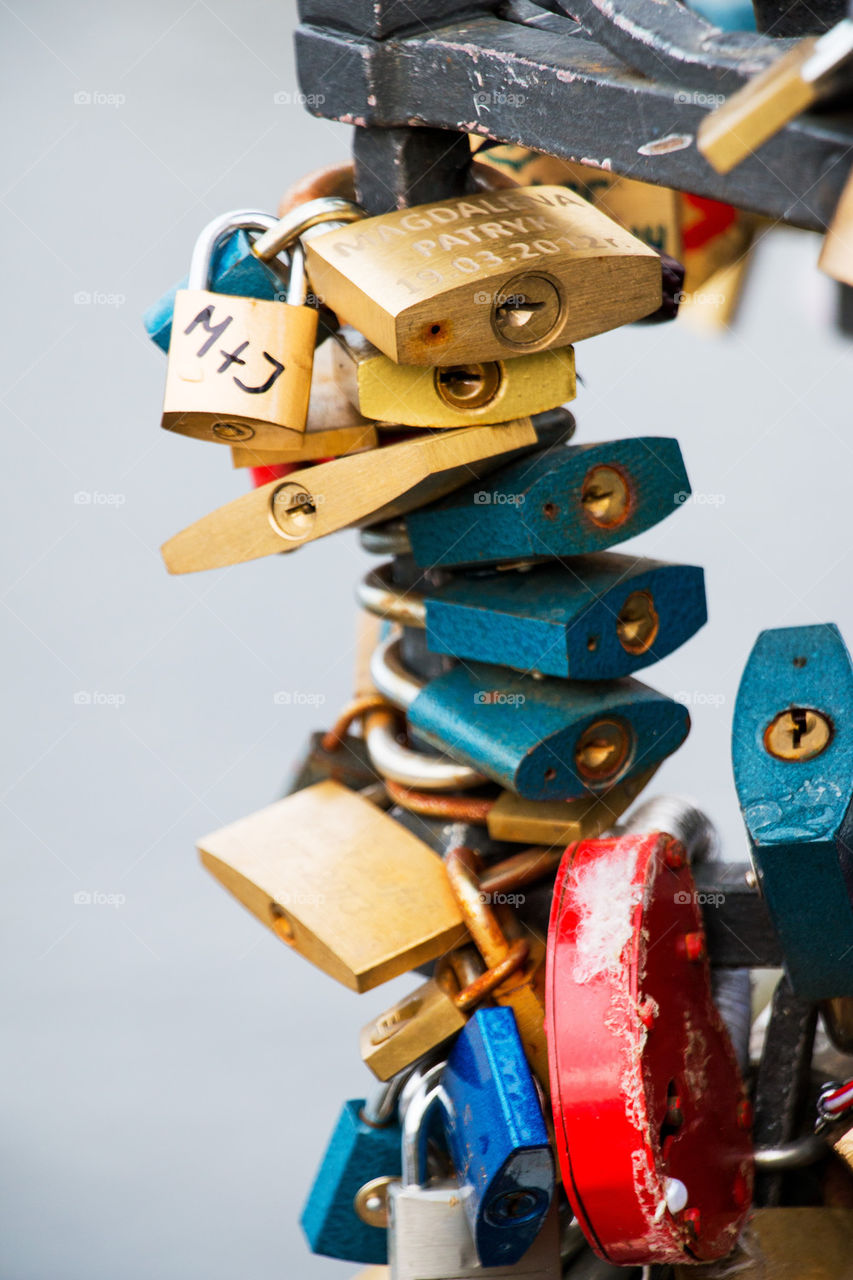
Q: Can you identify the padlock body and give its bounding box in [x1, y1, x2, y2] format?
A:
[388, 1183, 559, 1280]
[301, 1099, 401, 1264]
[408, 664, 690, 802]
[305, 185, 662, 364]
[425, 555, 707, 679]
[443, 1008, 553, 1267]
[331, 325, 576, 428]
[406, 438, 690, 569]
[733, 623, 853, 999]
[144, 228, 282, 352]
[360, 978, 467, 1081]
[162, 288, 317, 447]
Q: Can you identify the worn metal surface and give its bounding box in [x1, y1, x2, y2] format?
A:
[295, 4, 853, 229]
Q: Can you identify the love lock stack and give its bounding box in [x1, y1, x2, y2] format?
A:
[143, 168, 831, 1277]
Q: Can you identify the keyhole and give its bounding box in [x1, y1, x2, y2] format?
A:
[763, 706, 833, 762]
[269, 482, 318, 540]
[434, 362, 501, 410]
[492, 274, 561, 345]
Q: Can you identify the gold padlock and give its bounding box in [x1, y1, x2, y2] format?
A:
[485, 765, 660, 845]
[673, 1207, 853, 1278]
[229, 338, 377, 467]
[162, 416, 539, 574]
[304, 185, 662, 365]
[198, 779, 467, 992]
[360, 938, 529, 1080]
[330, 324, 575, 429]
[162, 198, 362, 449]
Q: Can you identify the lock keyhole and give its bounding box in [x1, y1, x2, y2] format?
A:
[434, 362, 502, 410]
[764, 706, 833, 761]
[581, 464, 632, 529]
[269, 482, 318, 540]
[492, 274, 561, 346]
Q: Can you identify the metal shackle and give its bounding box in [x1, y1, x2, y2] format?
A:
[357, 562, 426, 628]
[400, 1074, 451, 1190]
[251, 195, 364, 312]
[366, 636, 487, 791]
[187, 209, 280, 292]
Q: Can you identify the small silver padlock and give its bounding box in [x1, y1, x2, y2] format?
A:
[387, 1069, 560, 1280]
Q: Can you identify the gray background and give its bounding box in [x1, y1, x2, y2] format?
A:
[2, 3, 851, 1277]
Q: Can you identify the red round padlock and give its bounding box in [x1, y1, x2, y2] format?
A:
[546, 831, 752, 1265]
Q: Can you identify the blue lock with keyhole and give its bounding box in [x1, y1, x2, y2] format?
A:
[732, 623, 853, 1000]
[405, 437, 690, 569]
[442, 1007, 554, 1268]
[424, 553, 707, 679]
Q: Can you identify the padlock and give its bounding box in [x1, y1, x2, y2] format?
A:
[485, 765, 659, 844]
[229, 338, 377, 467]
[301, 1078, 405, 1264]
[547, 829, 753, 1265]
[330, 324, 576, 429]
[444, 847, 549, 1089]
[388, 1071, 560, 1280]
[441, 1006, 554, 1267]
[303, 185, 662, 365]
[198, 779, 466, 991]
[144, 225, 284, 353]
[672, 1207, 853, 1279]
[161, 197, 362, 449]
[360, 938, 530, 1081]
[371, 636, 690, 803]
[732, 623, 853, 1000]
[405, 437, 691, 569]
[161, 417, 545, 574]
[359, 553, 706, 679]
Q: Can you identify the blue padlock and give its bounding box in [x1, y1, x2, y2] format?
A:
[441, 1006, 554, 1268]
[143, 226, 283, 353]
[300, 1083, 402, 1264]
[423, 553, 707, 679]
[732, 623, 853, 1000]
[371, 636, 690, 802]
[405, 437, 690, 569]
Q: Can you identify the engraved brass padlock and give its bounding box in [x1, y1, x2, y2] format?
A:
[304, 186, 663, 365]
[162, 198, 361, 448]
[330, 325, 576, 429]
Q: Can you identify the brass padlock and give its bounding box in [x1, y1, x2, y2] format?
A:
[198, 780, 467, 992]
[162, 198, 361, 448]
[360, 939, 529, 1080]
[304, 185, 662, 365]
[330, 325, 575, 429]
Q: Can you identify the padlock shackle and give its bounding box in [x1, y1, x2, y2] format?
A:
[369, 634, 422, 710]
[358, 563, 426, 628]
[187, 209, 280, 292]
[401, 1079, 452, 1189]
[445, 847, 511, 970]
[251, 196, 363, 262]
[617, 795, 718, 863]
[364, 705, 486, 791]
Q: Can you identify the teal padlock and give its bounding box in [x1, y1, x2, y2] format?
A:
[733, 623, 853, 1001]
[404, 437, 690, 569]
[300, 1081, 403, 1264]
[360, 553, 706, 680]
[370, 636, 690, 802]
